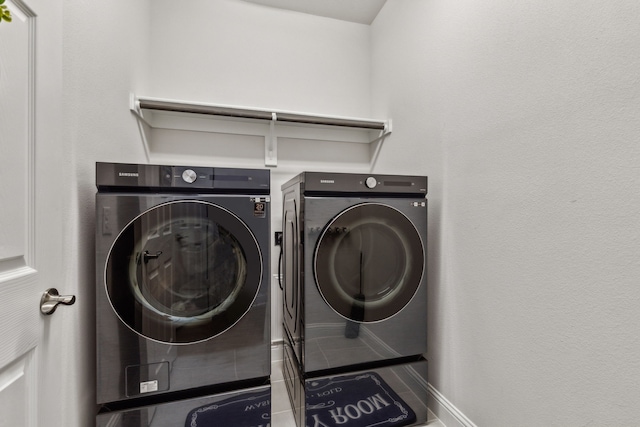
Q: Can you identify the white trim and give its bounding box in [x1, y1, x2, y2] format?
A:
[428, 383, 478, 427]
[26, 3, 36, 270]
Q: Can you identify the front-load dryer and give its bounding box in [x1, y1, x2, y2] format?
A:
[281, 172, 427, 374]
[95, 162, 270, 407]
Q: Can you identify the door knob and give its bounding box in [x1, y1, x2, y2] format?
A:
[40, 288, 76, 315]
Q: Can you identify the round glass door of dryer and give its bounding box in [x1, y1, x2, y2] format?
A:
[105, 200, 262, 344]
[314, 203, 424, 323]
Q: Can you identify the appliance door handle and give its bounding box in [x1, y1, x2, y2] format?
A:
[278, 244, 283, 291]
[40, 288, 76, 315]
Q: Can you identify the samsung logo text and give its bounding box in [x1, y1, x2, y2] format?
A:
[119, 172, 139, 177]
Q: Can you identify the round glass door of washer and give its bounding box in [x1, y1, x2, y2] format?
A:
[105, 200, 262, 344]
[314, 203, 424, 323]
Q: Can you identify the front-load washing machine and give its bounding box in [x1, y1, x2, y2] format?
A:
[95, 162, 270, 411]
[281, 172, 427, 374]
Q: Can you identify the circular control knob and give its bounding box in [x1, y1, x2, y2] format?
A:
[182, 169, 197, 184]
[365, 176, 377, 189]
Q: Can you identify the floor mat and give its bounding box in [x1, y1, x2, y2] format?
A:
[185, 389, 270, 427]
[306, 371, 416, 427]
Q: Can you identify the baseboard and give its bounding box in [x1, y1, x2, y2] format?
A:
[427, 383, 477, 427]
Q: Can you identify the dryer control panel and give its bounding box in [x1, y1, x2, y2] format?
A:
[295, 172, 427, 196]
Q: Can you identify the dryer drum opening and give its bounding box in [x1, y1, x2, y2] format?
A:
[314, 203, 424, 323]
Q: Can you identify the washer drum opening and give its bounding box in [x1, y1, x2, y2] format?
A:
[105, 200, 262, 344]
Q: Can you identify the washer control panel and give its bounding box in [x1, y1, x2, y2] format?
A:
[181, 169, 198, 184]
[96, 162, 270, 193]
[365, 176, 378, 189]
[168, 166, 211, 188]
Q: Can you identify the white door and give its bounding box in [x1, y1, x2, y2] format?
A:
[0, 0, 67, 425]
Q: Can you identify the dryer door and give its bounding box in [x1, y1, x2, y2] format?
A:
[105, 200, 262, 344]
[314, 203, 424, 323]
[282, 197, 299, 333]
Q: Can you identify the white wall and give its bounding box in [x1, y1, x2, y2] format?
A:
[62, 0, 151, 425]
[373, 1, 640, 426]
[148, 0, 371, 117]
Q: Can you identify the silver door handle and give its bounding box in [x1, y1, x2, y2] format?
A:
[40, 288, 76, 315]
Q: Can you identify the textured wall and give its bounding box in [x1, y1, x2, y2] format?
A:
[62, 0, 151, 425]
[148, 0, 371, 117]
[372, 0, 640, 425]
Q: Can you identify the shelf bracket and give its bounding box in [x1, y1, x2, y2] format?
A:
[266, 113, 278, 167]
[129, 93, 152, 162]
[369, 119, 392, 172]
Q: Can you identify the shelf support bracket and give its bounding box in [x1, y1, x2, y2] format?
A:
[265, 112, 278, 167]
[129, 92, 151, 162]
[369, 119, 392, 172]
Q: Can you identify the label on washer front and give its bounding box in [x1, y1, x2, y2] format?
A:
[140, 380, 158, 394]
[254, 201, 266, 218]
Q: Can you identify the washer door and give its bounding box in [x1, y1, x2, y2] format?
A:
[105, 200, 262, 344]
[314, 203, 424, 323]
